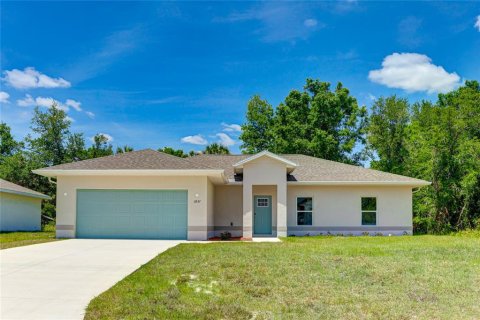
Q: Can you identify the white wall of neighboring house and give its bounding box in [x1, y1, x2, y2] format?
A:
[0, 192, 42, 231]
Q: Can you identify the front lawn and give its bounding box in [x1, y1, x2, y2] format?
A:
[0, 224, 57, 249]
[85, 235, 480, 320]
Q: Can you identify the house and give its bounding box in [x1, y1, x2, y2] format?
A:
[33, 149, 430, 240]
[0, 179, 50, 232]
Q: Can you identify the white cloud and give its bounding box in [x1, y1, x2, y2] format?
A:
[0, 91, 10, 104]
[99, 133, 113, 142]
[368, 94, 376, 101]
[17, 95, 68, 111]
[368, 53, 461, 93]
[17, 94, 36, 107]
[216, 133, 236, 147]
[304, 19, 317, 27]
[16, 95, 84, 113]
[90, 133, 113, 143]
[3, 67, 71, 89]
[36, 97, 69, 111]
[85, 111, 95, 119]
[181, 134, 208, 145]
[65, 116, 75, 123]
[221, 122, 241, 133]
[475, 15, 480, 31]
[65, 99, 82, 111]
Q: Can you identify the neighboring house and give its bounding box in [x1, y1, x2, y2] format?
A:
[0, 179, 50, 232]
[33, 149, 430, 240]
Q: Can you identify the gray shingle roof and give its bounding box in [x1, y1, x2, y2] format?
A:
[35, 149, 428, 184]
[0, 179, 50, 199]
[189, 154, 429, 184]
[37, 149, 214, 171]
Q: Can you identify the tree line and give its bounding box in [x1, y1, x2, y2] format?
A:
[1, 79, 479, 233]
[240, 79, 480, 233]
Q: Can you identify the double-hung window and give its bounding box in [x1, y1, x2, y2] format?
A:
[361, 197, 377, 225]
[297, 197, 312, 225]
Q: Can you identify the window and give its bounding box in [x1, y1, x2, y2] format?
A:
[361, 197, 377, 225]
[257, 198, 269, 207]
[297, 197, 312, 225]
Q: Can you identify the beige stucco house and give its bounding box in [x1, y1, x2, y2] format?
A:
[34, 149, 430, 240]
[0, 179, 50, 232]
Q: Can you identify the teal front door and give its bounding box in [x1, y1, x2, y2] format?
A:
[254, 195, 272, 235]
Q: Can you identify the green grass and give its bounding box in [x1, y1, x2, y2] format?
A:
[0, 224, 57, 249]
[85, 235, 480, 320]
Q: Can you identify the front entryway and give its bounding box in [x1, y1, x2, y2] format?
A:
[253, 195, 272, 235]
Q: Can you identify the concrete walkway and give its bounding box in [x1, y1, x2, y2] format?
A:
[0, 239, 183, 320]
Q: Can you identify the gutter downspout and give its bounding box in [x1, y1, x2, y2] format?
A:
[48, 177, 57, 185]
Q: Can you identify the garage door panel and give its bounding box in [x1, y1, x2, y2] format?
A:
[76, 190, 188, 239]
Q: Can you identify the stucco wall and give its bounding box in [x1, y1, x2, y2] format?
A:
[213, 185, 278, 237]
[213, 185, 243, 237]
[207, 178, 215, 239]
[287, 185, 413, 235]
[0, 192, 42, 231]
[243, 156, 287, 237]
[55, 175, 209, 240]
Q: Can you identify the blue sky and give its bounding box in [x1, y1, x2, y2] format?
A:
[1, 1, 479, 153]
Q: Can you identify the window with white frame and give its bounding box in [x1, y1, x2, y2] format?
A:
[297, 197, 312, 225]
[361, 197, 377, 225]
[257, 198, 269, 207]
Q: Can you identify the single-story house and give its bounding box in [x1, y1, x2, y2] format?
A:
[0, 178, 50, 232]
[33, 149, 430, 240]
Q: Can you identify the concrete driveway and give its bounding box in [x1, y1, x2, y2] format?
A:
[0, 239, 183, 320]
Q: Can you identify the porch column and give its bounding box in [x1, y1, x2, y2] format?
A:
[277, 182, 287, 237]
[242, 183, 253, 239]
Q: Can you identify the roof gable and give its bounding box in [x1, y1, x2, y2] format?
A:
[233, 151, 297, 173]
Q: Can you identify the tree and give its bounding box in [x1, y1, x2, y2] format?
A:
[204, 143, 230, 155]
[87, 134, 114, 158]
[0, 122, 22, 161]
[367, 96, 410, 174]
[304, 80, 367, 163]
[240, 79, 367, 163]
[240, 95, 275, 154]
[27, 105, 71, 166]
[158, 147, 188, 158]
[272, 90, 310, 154]
[65, 133, 87, 162]
[116, 146, 134, 154]
[404, 82, 480, 233]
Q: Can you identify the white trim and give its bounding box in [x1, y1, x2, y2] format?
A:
[296, 196, 313, 226]
[256, 197, 269, 207]
[33, 169, 225, 177]
[0, 188, 50, 200]
[288, 180, 430, 187]
[361, 196, 377, 226]
[233, 151, 297, 172]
